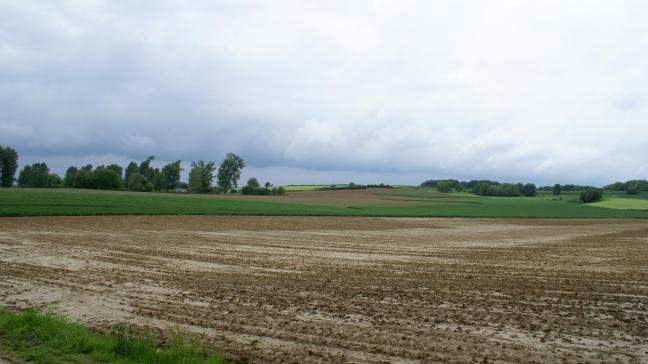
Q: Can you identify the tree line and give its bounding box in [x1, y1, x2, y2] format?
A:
[420, 179, 537, 197]
[603, 180, 648, 195]
[5, 148, 282, 195]
[538, 184, 605, 203]
[422, 179, 609, 203]
[241, 178, 286, 195]
[537, 184, 596, 193]
[0, 146, 19, 187]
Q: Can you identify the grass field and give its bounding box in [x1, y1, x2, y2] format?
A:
[0, 309, 225, 364]
[590, 198, 648, 209]
[1, 187, 648, 218]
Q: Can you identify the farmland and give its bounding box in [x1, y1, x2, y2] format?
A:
[1, 187, 648, 218]
[1, 187, 648, 363]
[588, 191, 648, 210]
[1, 216, 647, 363]
[282, 185, 348, 191]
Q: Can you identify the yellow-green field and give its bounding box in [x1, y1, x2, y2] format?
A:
[590, 198, 648, 210]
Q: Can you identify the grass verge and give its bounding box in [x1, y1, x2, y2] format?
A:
[0, 308, 226, 364]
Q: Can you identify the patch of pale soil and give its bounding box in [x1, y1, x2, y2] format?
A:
[1, 216, 647, 363]
[3, 280, 135, 324]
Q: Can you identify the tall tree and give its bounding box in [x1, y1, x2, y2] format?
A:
[162, 160, 182, 190]
[64, 166, 79, 187]
[94, 166, 122, 190]
[552, 184, 561, 195]
[217, 153, 244, 193]
[139, 156, 155, 180]
[17, 165, 32, 187]
[188, 166, 203, 193]
[188, 161, 216, 193]
[520, 183, 537, 197]
[124, 162, 138, 185]
[152, 169, 168, 191]
[76, 165, 95, 189]
[0, 146, 19, 187]
[246, 177, 260, 188]
[17, 162, 50, 188]
[30, 163, 50, 188]
[106, 164, 123, 183]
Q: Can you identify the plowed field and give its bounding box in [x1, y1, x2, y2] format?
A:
[1, 217, 647, 363]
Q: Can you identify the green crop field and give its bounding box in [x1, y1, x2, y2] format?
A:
[1, 188, 648, 218]
[0, 188, 344, 217]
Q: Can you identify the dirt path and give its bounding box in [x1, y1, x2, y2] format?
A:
[1, 216, 647, 363]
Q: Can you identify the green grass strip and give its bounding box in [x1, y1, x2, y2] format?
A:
[1, 189, 648, 218]
[0, 309, 226, 364]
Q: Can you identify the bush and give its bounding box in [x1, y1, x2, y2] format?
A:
[272, 186, 286, 195]
[246, 178, 260, 189]
[127, 173, 154, 192]
[241, 186, 268, 195]
[241, 183, 286, 195]
[475, 182, 522, 197]
[317, 185, 367, 191]
[366, 183, 393, 188]
[48, 173, 63, 188]
[152, 172, 168, 192]
[436, 181, 453, 193]
[76, 165, 95, 189]
[626, 181, 642, 195]
[580, 188, 604, 203]
[94, 168, 122, 190]
[520, 183, 536, 197]
[17, 163, 50, 188]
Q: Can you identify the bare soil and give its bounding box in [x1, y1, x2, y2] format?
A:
[1, 216, 647, 363]
[219, 188, 455, 207]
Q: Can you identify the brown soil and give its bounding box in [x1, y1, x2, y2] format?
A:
[1, 216, 647, 363]
[219, 188, 460, 207]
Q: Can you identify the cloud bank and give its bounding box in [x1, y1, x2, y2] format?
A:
[1, 0, 648, 185]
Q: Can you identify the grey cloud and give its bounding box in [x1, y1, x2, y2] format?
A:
[1, 1, 648, 186]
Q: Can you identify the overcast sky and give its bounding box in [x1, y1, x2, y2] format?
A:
[1, 1, 647, 186]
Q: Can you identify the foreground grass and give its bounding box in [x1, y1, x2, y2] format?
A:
[0, 309, 226, 364]
[1, 188, 647, 218]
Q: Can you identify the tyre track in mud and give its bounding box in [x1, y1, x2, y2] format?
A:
[1, 216, 647, 363]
